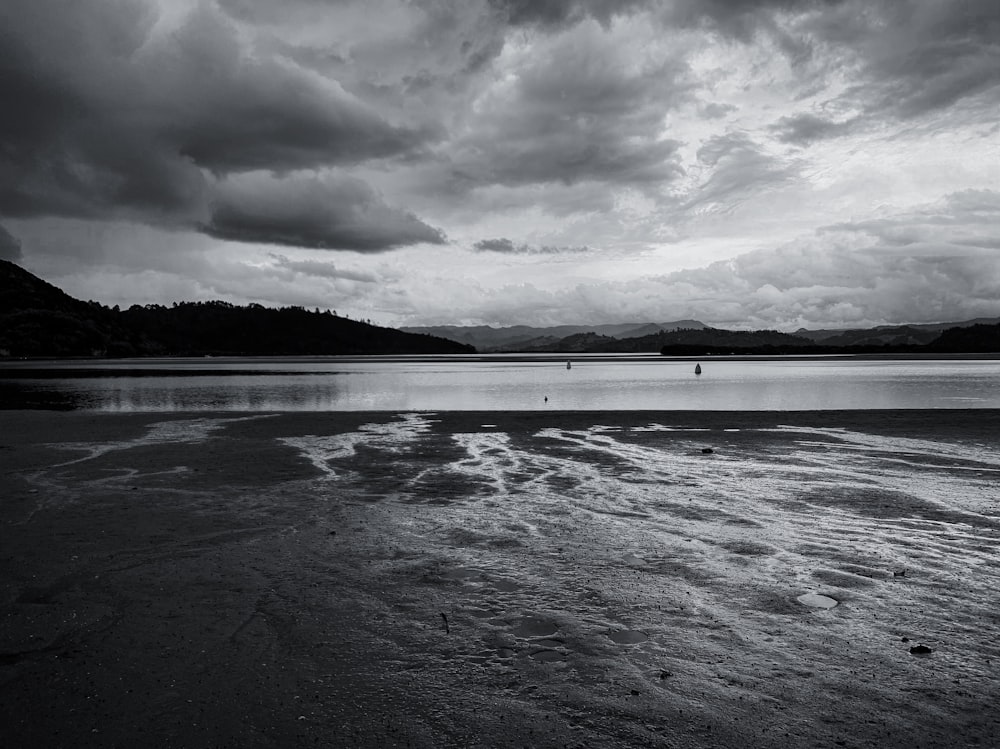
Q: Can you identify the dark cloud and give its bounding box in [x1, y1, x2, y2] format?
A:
[268, 254, 379, 283]
[147, 4, 434, 173]
[489, 0, 586, 27]
[0, 224, 23, 262]
[0, 0, 437, 248]
[488, 0, 839, 32]
[770, 112, 852, 145]
[216, 0, 508, 135]
[474, 238, 519, 252]
[699, 102, 737, 119]
[688, 133, 799, 211]
[454, 134, 683, 189]
[153, 13, 427, 173]
[817, 2, 1000, 122]
[205, 172, 446, 251]
[488, 0, 647, 28]
[449, 22, 689, 191]
[716, 1, 1000, 124]
[659, 1, 1000, 125]
[473, 238, 590, 254]
[0, 1, 207, 221]
[663, 0, 849, 41]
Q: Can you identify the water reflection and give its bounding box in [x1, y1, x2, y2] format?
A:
[2, 356, 999, 411]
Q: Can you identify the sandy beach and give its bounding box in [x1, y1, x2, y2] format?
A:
[1, 409, 998, 748]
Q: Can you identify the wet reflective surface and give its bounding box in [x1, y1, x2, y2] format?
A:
[2, 354, 1000, 411]
[4, 409, 998, 746]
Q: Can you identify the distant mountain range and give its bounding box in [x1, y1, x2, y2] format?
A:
[401, 321, 707, 351]
[794, 320, 1000, 346]
[0, 260, 472, 357]
[405, 318, 1000, 355]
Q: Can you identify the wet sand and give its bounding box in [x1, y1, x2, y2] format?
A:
[1, 409, 999, 748]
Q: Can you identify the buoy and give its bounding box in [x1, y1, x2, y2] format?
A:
[695, 363, 702, 375]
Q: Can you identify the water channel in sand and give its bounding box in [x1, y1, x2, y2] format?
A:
[4, 409, 996, 747]
[2, 355, 1000, 411]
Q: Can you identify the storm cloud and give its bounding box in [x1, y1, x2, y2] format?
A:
[203, 171, 445, 251]
[0, 0, 439, 250]
[442, 17, 690, 194]
[2, 0, 998, 327]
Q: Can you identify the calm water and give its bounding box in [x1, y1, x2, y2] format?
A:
[1, 355, 999, 411]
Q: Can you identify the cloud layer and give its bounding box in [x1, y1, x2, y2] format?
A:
[0, 0, 442, 252]
[205, 172, 445, 250]
[2, 0, 998, 327]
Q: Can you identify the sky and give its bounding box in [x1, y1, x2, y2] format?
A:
[1, 0, 999, 330]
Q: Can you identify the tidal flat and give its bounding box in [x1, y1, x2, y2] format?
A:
[1, 409, 998, 748]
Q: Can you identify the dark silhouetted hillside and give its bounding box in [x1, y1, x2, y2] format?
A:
[0, 260, 140, 356]
[120, 301, 472, 356]
[795, 318, 1000, 343]
[419, 318, 1000, 354]
[796, 325, 942, 348]
[927, 323, 1000, 353]
[512, 327, 808, 353]
[656, 325, 999, 356]
[0, 260, 472, 357]
[402, 320, 707, 351]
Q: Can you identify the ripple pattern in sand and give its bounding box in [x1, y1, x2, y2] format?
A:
[278, 414, 1000, 745]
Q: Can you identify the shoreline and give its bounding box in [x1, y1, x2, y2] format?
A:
[2, 351, 999, 371]
[3, 406, 1000, 438]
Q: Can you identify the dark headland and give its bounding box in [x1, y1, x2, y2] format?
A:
[0, 260, 472, 358]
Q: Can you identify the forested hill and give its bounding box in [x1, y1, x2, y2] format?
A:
[506, 324, 1000, 355]
[654, 324, 1000, 356]
[926, 323, 1000, 354]
[0, 260, 472, 357]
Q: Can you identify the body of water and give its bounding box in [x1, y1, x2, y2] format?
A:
[1, 354, 999, 411]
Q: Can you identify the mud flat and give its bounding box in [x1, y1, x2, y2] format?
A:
[1, 409, 999, 747]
